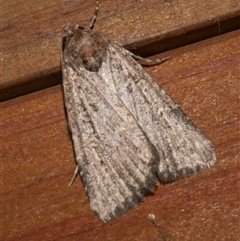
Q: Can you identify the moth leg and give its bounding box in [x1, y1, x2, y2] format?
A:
[110, 39, 170, 65]
[68, 165, 79, 187]
[130, 53, 170, 65]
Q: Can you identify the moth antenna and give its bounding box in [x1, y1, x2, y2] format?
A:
[89, 0, 99, 29]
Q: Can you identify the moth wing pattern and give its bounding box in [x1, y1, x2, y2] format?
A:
[62, 26, 216, 221]
[62, 30, 160, 221]
[105, 42, 216, 182]
[106, 41, 216, 182]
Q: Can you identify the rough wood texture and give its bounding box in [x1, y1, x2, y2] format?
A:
[1, 0, 240, 100]
[1, 0, 240, 240]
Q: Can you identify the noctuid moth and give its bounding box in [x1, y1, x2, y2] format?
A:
[61, 0, 216, 222]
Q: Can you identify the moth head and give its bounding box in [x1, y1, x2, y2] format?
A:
[62, 26, 107, 72]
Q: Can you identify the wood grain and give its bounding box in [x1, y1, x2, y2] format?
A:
[1, 0, 240, 100]
[1, 26, 240, 240]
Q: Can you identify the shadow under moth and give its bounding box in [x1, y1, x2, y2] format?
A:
[61, 0, 216, 222]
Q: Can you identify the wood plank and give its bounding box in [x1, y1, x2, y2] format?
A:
[1, 0, 240, 100]
[1, 29, 239, 241]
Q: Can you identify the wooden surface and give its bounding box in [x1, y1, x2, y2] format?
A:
[1, 0, 240, 240]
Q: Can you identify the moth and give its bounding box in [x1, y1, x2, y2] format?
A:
[61, 0, 216, 222]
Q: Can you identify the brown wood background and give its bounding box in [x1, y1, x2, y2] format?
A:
[1, 0, 240, 240]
